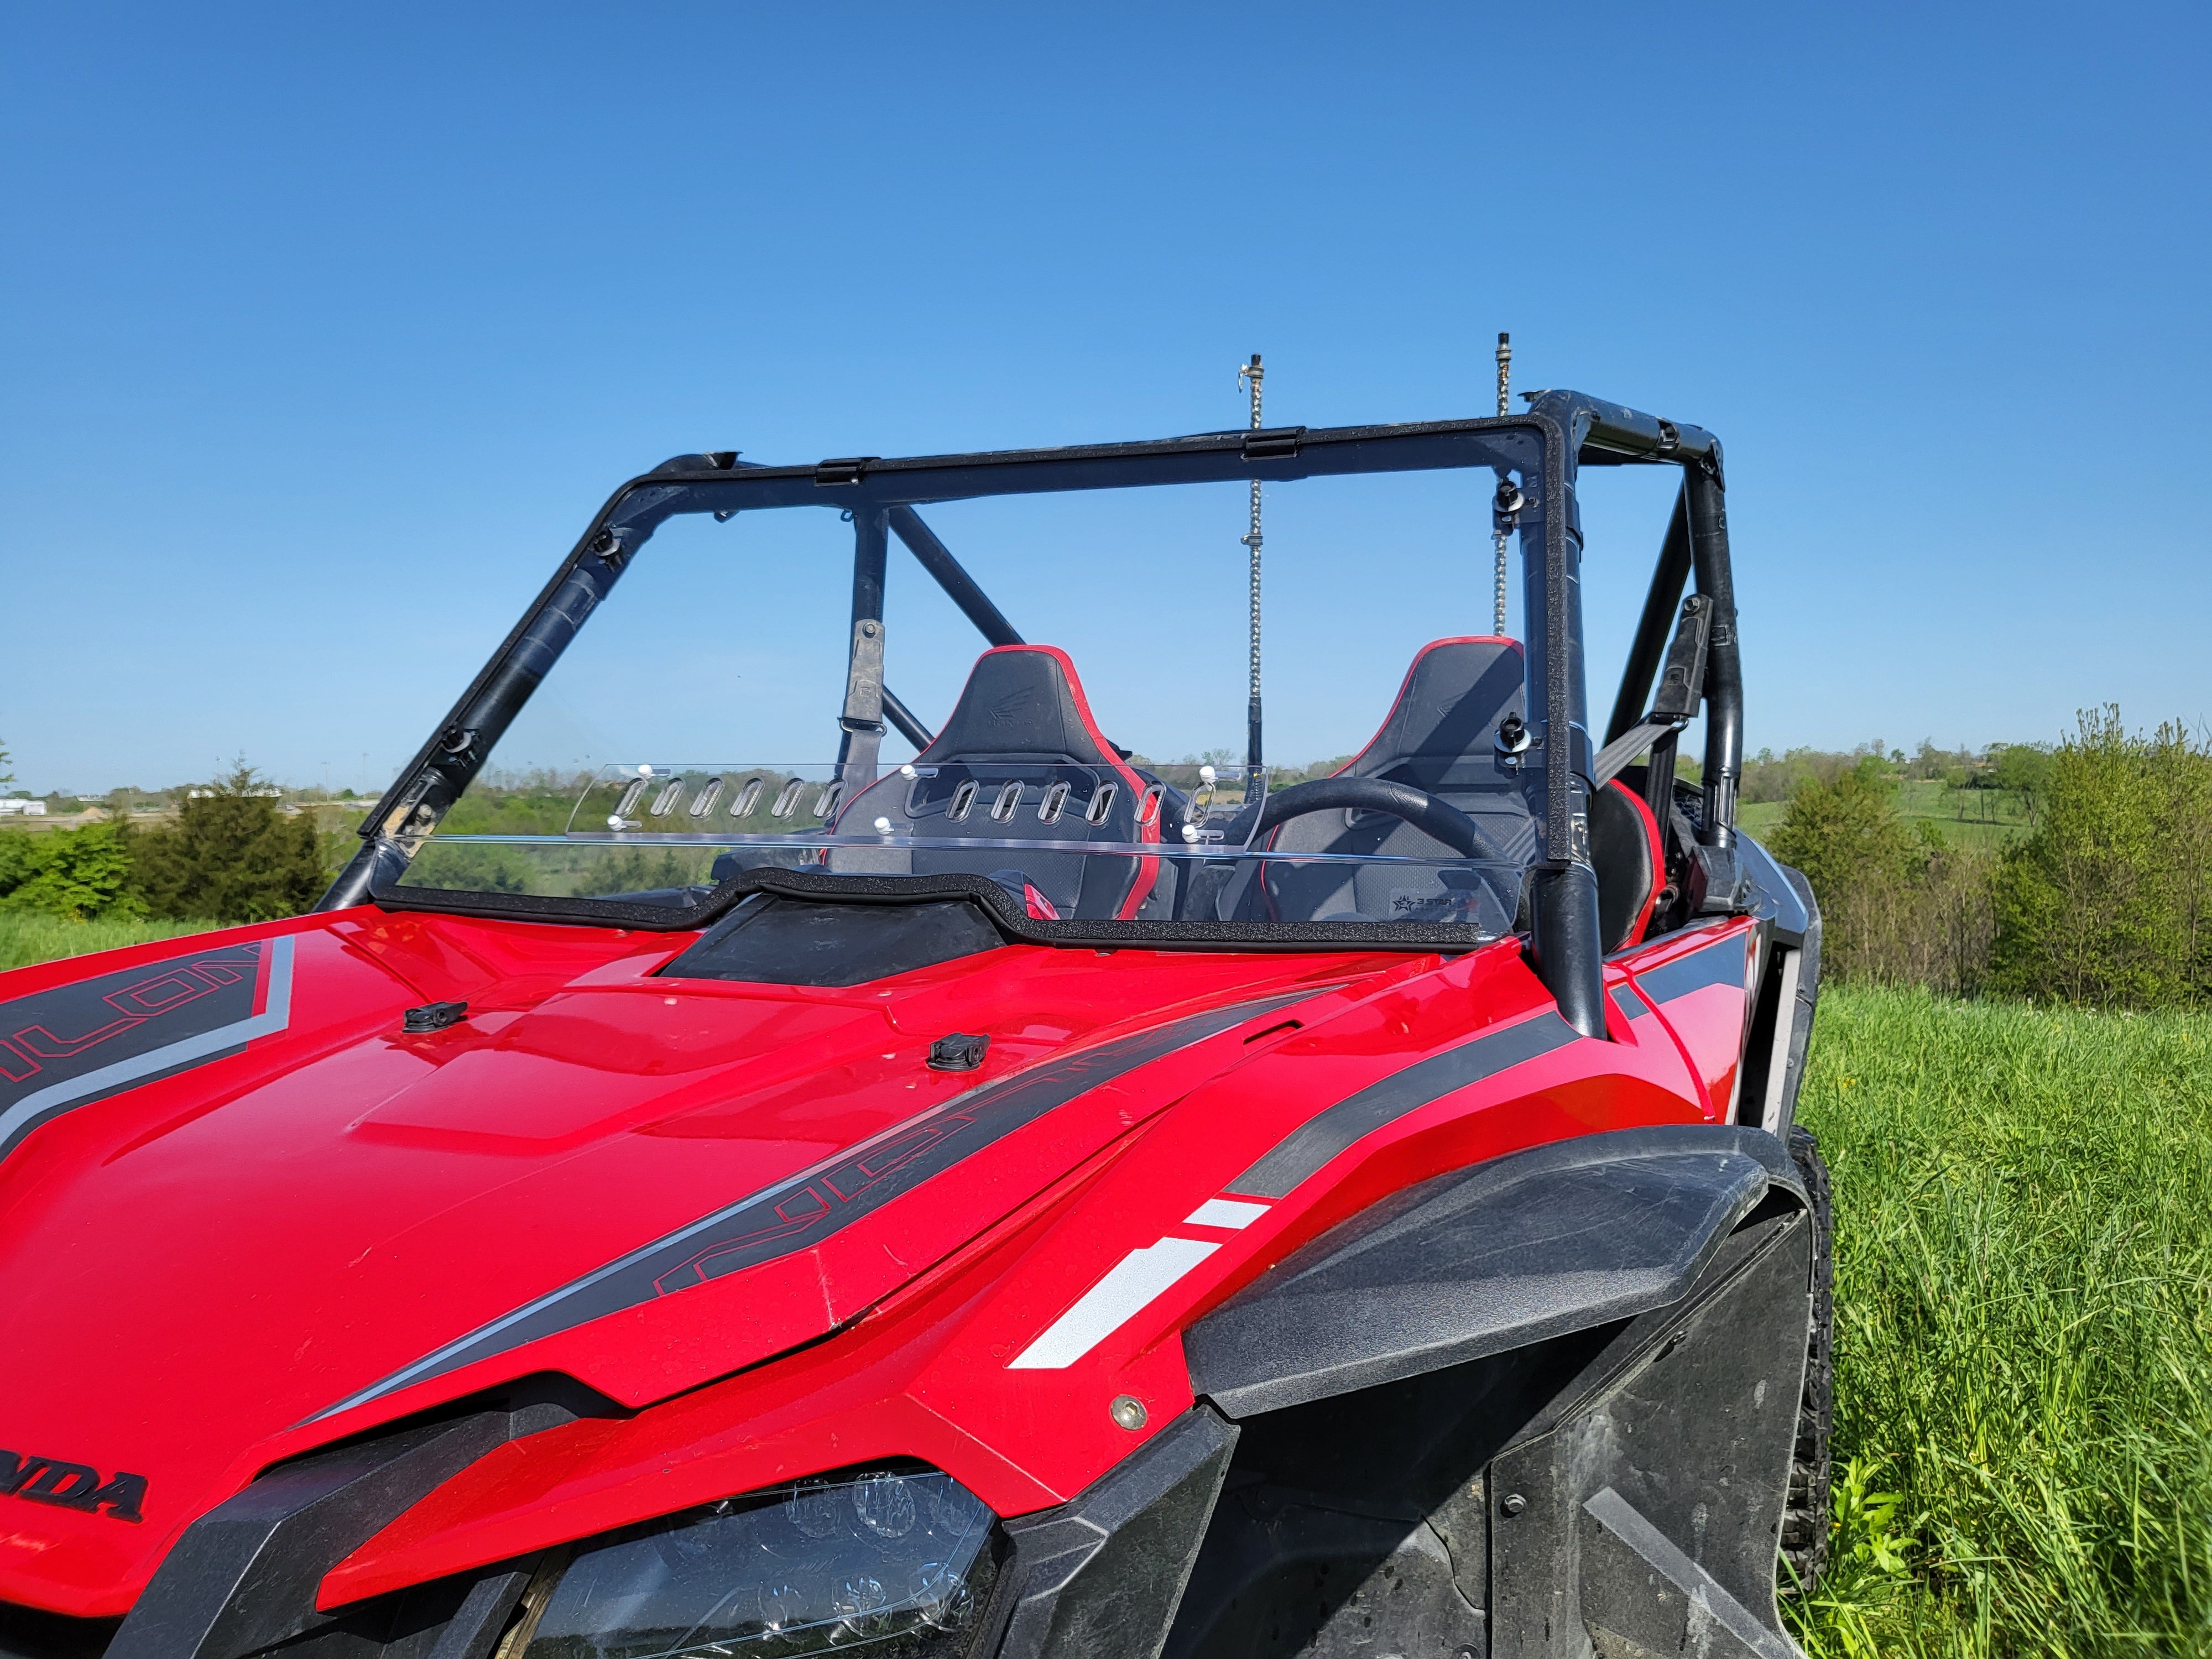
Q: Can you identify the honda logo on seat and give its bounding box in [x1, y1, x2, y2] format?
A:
[1, 1448, 147, 1523]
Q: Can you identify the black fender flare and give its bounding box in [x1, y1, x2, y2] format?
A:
[1184, 1124, 1808, 1417]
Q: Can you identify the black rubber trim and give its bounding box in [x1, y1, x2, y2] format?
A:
[1187, 1124, 1804, 1417]
[1227, 1011, 1582, 1201]
[992, 1407, 1238, 1659]
[310, 989, 1321, 1423]
[373, 867, 1510, 955]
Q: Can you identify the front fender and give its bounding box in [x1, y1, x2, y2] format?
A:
[1184, 1124, 1806, 1417]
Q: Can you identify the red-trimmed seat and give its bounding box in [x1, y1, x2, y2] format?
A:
[1258, 638, 1533, 924]
[833, 646, 1159, 919]
[1260, 637, 1661, 946]
[1591, 779, 1661, 951]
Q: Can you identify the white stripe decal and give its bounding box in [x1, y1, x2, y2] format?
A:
[1185, 1197, 1270, 1230]
[0, 934, 295, 1151]
[1008, 1236, 1220, 1370]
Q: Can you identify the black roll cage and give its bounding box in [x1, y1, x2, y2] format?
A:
[323, 394, 1742, 1041]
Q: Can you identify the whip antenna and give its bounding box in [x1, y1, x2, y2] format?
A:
[1493, 331, 1512, 635]
[1238, 353, 1265, 771]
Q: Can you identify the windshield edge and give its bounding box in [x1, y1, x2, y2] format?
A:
[368, 865, 1511, 953]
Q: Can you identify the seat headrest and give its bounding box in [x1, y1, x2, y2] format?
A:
[1350, 638, 1526, 772]
[920, 645, 1123, 766]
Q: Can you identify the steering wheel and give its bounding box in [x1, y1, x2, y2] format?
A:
[1251, 776, 1509, 863]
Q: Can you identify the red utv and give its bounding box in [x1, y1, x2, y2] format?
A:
[0, 395, 1830, 1659]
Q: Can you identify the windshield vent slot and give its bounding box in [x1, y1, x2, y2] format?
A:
[950, 780, 979, 822]
[1039, 782, 1070, 823]
[990, 782, 1023, 823]
[1085, 783, 1118, 826]
[771, 780, 808, 818]
[732, 778, 765, 817]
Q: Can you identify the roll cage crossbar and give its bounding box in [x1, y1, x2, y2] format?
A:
[323, 395, 1741, 1041]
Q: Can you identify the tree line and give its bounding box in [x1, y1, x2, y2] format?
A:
[6, 719, 2206, 1010]
[1767, 708, 2212, 1008]
[0, 760, 330, 925]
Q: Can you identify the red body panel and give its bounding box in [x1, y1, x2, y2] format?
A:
[0, 907, 1757, 1620]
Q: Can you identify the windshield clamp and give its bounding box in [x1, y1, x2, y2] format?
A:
[815, 457, 877, 487]
[1242, 426, 1305, 461]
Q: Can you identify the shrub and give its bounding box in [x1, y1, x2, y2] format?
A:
[132, 764, 328, 923]
[0, 822, 146, 922]
[1767, 756, 1913, 900]
[1769, 759, 1996, 994]
[1991, 709, 2212, 1008]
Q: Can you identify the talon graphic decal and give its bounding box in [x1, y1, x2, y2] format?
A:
[0, 936, 294, 1164]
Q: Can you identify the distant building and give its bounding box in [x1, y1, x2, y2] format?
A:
[0, 800, 49, 816]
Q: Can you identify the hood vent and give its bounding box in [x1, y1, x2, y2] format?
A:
[657, 896, 1008, 988]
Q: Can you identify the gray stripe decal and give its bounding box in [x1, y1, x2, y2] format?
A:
[307, 985, 1326, 1423]
[0, 935, 294, 1160]
[1635, 937, 1745, 1005]
[1229, 1009, 1581, 1200]
[1610, 986, 1649, 1024]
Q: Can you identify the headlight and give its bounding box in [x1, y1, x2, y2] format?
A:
[505, 1468, 995, 1658]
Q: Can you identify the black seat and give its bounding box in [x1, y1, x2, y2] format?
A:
[1259, 638, 1534, 924]
[1261, 636, 1661, 945]
[833, 646, 1159, 919]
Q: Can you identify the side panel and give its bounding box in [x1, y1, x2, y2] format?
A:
[1616, 917, 1760, 1115]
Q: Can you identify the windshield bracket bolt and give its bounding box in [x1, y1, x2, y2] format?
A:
[927, 1033, 990, 1072]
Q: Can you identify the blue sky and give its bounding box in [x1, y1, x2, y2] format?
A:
[3, 3, 2206, 793]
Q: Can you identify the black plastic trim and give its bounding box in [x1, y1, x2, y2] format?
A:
[1187, 1125, 1804, 1417]
[992, 1407, 1238, 1659]
[105, 1389, 594, 1659]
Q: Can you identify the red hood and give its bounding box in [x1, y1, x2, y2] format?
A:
[0, 908, 1386, 1615]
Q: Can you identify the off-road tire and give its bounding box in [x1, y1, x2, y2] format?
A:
[1778, 1123, 1834, 1594]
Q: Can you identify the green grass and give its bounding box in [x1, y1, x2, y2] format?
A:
[1791, 985, 2212, 1656]
[0, 912, 228, 973]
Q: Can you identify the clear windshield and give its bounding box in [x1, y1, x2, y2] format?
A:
[384, 434, 1545, 940]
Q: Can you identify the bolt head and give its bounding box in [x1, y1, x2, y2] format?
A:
[1500, 1492, 1527, 1517]
[1109, 1395, 1148, 1431]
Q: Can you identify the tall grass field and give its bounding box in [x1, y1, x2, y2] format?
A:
[1792, 986, 2212, 1656]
